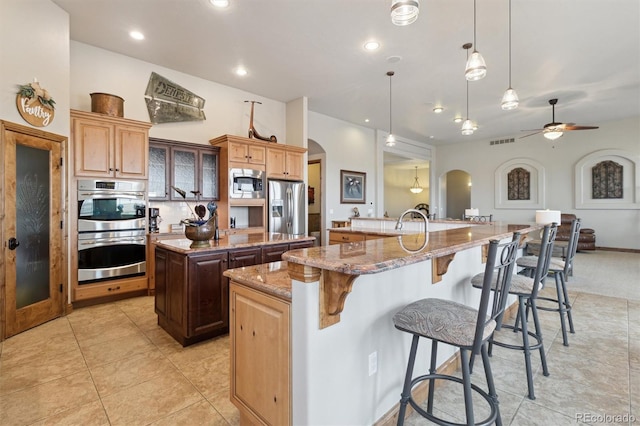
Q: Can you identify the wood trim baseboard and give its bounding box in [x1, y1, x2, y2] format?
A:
[595, 247, 640, 253]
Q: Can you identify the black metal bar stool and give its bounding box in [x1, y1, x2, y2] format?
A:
[470, 224, 557, 400]
[394, 236, 520, 426]
[517, 219, 580, 346]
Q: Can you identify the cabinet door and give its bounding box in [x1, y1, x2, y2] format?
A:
[289, 240, 314, 250]
[73, 118, 114, 177]
[149, 144, 170, 200]
[261, 243, 289, 264]
[228, 141, 250, 163]
[247, 144, 266, 165]
[329, 231, 366, 245]
[200, 149, 219, 200]
[154, 247, 169, 317]
[266, 147, 287, 178]
[230, 283, 291, 426]
[115, 125, 148, 179]
[187, 252, 229, 336]
[229, 247, 262, 269]
[171, 147, 198, 200]
[285, 150, 304, 180]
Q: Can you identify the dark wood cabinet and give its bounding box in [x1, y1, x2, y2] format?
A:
[262, 240, 314, 264]
[229, 247, 262, 269]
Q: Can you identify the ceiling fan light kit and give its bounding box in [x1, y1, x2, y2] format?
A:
[543, 129, 564, 140]
[520, 98, 599, 139]
[390, 0, 420, 26]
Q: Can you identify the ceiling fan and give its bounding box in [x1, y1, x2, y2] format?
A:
[521, 98, 599, 140]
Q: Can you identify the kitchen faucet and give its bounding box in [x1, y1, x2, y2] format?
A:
[395, 209, 429, 232]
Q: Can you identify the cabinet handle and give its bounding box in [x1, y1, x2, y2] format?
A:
[108, 286, 121, 292]
[109, 167, 114, 171]
[115, 168, 120, 172]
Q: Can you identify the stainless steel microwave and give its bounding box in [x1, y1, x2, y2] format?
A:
[229, 168, 265, 199]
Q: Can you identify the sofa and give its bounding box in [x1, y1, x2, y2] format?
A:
[556, 213, 596, 251]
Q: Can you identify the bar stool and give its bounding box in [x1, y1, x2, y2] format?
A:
[470, 223, 557, 400]
[394, 236, 520, 426]
[517, 219, 580, 346]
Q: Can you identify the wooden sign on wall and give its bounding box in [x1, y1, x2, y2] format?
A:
[15, 80, 55, 127]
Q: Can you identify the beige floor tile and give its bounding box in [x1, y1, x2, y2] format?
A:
[177, 350, 230, 399]
[0, 318, 78, 363]
[510, 399, 588, 425]
[0, 371, 99, 425]
[73, 320, 141, 349]
[149, 399, 229, 426]
[165, 335, 229, 370]
[80, 330, 156, 368]
[0, 343, 87, 396]
[100, 368, 204, 425]
[90, 349, 177, 397]
[207, 388, 240, 426]
[29, 400, 110, 426]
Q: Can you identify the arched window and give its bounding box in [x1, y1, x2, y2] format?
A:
[507, 167, 530, 200]
[592, 160, 623, 199]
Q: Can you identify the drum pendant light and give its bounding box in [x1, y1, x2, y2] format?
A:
[501, 0, 519, 110]
[465, 0, 487, 81]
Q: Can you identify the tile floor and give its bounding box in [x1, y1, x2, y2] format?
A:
[0, 253, 638, 425]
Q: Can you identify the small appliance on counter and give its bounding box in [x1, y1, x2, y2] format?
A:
[149, 207, 161, 233]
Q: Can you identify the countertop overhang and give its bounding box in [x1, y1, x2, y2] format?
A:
[155, 232, 315, 254]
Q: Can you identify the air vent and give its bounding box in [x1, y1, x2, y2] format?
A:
[489, 138, 515, 146]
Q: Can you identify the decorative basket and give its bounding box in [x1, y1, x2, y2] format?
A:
[90, 93, 124, 117]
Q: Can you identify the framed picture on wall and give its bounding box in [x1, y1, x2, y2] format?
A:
[340, 170, 366, 204]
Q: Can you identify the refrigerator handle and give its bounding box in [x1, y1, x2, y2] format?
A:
[286, 187, 293, 234]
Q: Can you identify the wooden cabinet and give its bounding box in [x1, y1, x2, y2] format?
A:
[155, 246, 229, 346]
[261, 240, 314, 264]
[266, 146, 305, 180]
[329, 231, 366, 245]
[228, 140, 266, 166]
[229, 247, 262, 268]
[147, 233, 184, 294]
[71, 109, 150, 179]
[230, 282, 291, 426]
[149, 138, 220, 201]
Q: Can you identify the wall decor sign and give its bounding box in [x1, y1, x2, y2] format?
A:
[144, 72, 206, 124]
[340, 170, 366, 204]
[15, 80, 55, 127]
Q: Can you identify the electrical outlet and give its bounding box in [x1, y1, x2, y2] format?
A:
[368, 351, 377, 376]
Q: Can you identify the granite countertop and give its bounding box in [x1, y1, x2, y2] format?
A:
[155, 232, 315, 254]
[284, 221, 541, 275]
[224, 261, 293, 301]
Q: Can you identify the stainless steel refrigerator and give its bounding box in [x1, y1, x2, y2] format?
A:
[268, 179, 305, 235]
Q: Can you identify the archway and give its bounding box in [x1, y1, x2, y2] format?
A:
[440, 169, 471, 220]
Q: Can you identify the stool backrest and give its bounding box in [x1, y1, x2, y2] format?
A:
[564, 218, 581, 275]
[531, 223, 558, 298]
[472, 234, 521, 357]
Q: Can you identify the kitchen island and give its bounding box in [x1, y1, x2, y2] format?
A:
[153, 232, 314, 346]
[224, 221, 540, 425]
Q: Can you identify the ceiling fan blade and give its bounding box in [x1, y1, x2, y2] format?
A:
[564, 125, 599, 131]
[519, 130, 542, 139]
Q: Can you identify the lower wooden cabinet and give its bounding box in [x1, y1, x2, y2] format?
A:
[261, 240, 313, 264]
[155, 247, 229, 346]
[328, 231, 366, 245]
[230, 282, 291, 426]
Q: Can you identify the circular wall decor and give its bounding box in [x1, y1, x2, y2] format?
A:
[16, 81, 55, 127]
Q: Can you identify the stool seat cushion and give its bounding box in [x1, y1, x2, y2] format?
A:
[517, 255, 565, 272]
[471, 272, 538, 296]
[393, 298, 495, 348]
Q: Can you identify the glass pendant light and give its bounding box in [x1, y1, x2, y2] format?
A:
[390, 0, 420, 26]
[462, 44, 475, 136]
[410, 166, 423, 193]
[465, 0, 487, 81]
[501, 0, 519, 110]
[386, 71, 396, 146]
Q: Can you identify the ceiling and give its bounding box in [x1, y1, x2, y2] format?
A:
[53, 0, 640, 146]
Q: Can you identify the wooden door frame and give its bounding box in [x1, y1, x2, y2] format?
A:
[0, 120, 68, 341]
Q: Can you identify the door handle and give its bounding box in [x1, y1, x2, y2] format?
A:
[8, 237, 20, 250]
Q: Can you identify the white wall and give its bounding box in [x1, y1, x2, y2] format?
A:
[383, 166, 430, 218]
[434, 117, 640, 250]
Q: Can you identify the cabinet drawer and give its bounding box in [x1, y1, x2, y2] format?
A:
[329, 232, 366, 245]
[74, 275, 147, 301]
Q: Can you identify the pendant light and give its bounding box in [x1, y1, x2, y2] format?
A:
[465, 0, 487, 81]
[461, 44, 474, 136]
[410, 166, 423, 193]
[501, 0, 519, 110]
[390, 0, 420, 26]
[385, 71, 396, 146]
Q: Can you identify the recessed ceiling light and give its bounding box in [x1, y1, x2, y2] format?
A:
[364, 41, 380, 51]
[433, 106, 444, 114]
[235, 67, 248, 76]
[429, 135, 435, 139]
[453, 116, 462, 123]
[387, 55, 402, 64]
[129, 31, 144, 41]
[364, 118, 370, 123]
[210, 0, 229, 7]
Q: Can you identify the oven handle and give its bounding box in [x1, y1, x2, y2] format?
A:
[78, 192, 145, 200]
[79, 237, 146, 248]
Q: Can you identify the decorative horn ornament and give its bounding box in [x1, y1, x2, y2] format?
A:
[245, 100, 277, 142]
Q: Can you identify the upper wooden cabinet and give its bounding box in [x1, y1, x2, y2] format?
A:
[266, 146, 305, 180]
[228, 140, 266, 166]
[71, 109, 151, 179]
[148, 138, 220, 201]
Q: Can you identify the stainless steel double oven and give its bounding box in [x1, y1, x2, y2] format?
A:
[77, 179, 147, 284]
